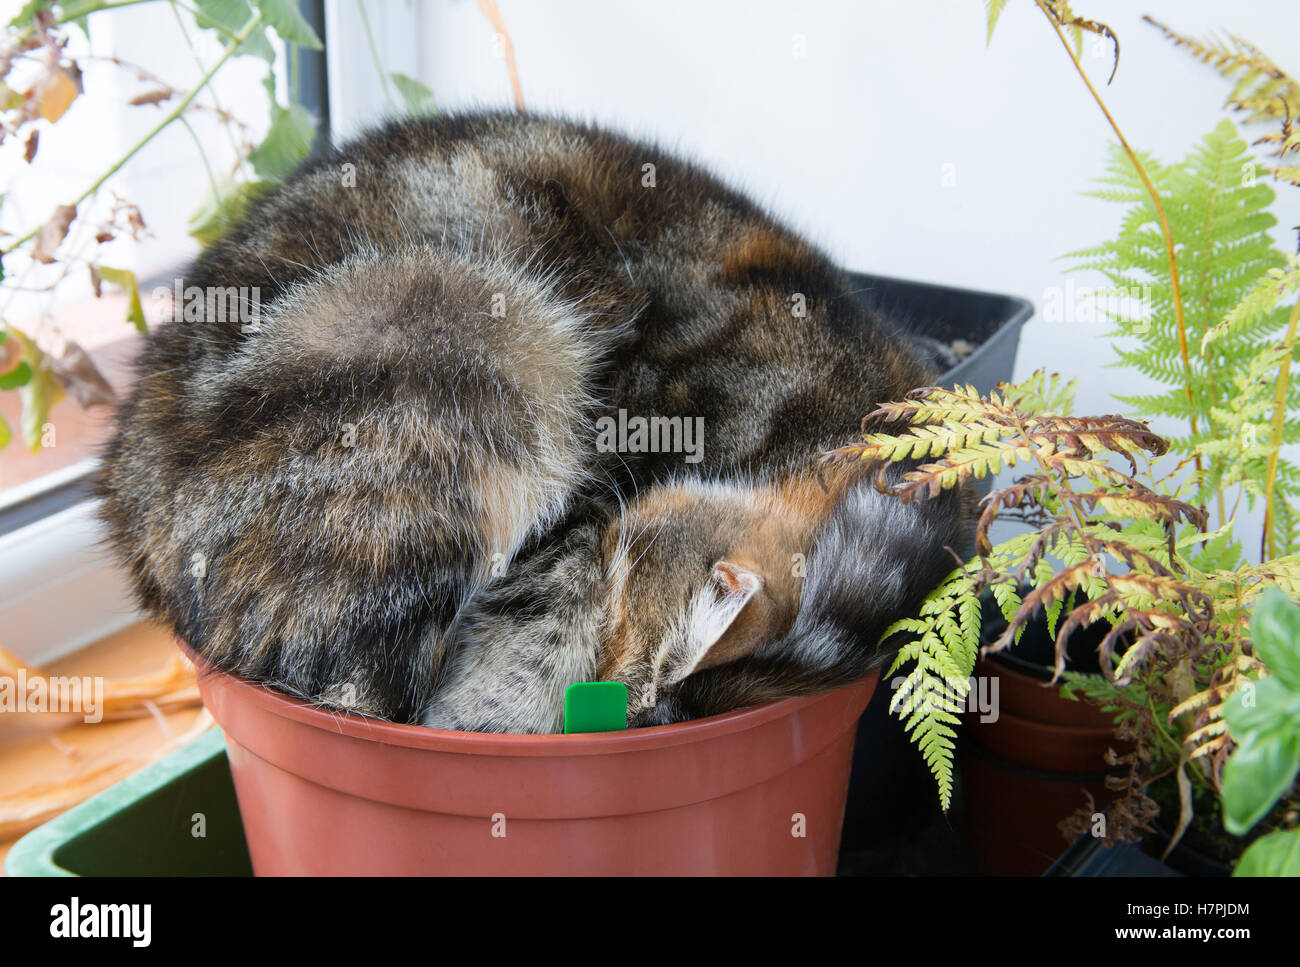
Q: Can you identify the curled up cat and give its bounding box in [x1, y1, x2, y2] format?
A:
[98, 112, 973, 733]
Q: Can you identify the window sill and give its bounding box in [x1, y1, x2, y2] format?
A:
[0, 496, 140, 667]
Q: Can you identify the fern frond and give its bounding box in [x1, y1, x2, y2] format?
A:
[1269, 164, 1300, 188]
[1007, 370, 1078, 416]
[882, 564, 982, 812]
[1144, 17, 1300, 125]
[984, 0, 1009, 45]
[1068, 121, 1292, 512]
[839, 373, 1299, 819]
[1202, 257, 1300, 350]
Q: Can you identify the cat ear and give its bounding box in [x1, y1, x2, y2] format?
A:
[678, 561, 770, 679]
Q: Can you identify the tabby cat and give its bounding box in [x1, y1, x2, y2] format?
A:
[98, 112, 970, 732]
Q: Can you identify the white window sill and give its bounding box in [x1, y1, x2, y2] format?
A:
[0, 492, 140, 666]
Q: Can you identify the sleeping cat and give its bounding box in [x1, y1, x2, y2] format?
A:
[98, 111, 970, 731]
[423, 463, 965, 732]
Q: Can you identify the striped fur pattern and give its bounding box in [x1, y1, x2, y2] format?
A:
[98, 111, 970, 731]
[628, 465, 971, 727]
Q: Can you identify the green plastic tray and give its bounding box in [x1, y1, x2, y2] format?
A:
[5, 729, 252, 877]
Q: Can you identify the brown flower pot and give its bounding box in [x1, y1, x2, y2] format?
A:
[961, 650, 1125, 876]
[182, 642, 876, 876]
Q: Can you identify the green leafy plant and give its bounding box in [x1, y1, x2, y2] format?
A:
[1063, 122, 1299, 539]
[854, 1, 1300, 872]
[1221, 589, 1300, 875]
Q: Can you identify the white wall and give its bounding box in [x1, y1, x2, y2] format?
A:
[329, 0, 1300, 431]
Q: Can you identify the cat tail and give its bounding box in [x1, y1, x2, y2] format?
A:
[675, 468, 973, 715]
[778, 468, 974, 680]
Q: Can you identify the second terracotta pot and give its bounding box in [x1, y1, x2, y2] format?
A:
[960, 592, 1137, 875]
[962, 650, 1123, 876]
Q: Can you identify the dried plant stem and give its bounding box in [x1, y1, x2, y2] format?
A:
[476, 0, 525, 112]
[168, 0, 247, 180]
[355, 0, 397, 113]
[1261, 295, 1300, 560]
[1035, 1, 1207, 512]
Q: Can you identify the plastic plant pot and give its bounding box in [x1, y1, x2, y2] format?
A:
[845, 271, 1032, 397]
[179, 270, 1000, 878]
[960, 653, 1122, 876]
[184, 643, 876, 876]
[960, 599, 1132, 876]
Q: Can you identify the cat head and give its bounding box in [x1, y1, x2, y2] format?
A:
[597, 477, 828, 726]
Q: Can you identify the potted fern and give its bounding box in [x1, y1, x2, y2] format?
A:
[827, 2, 1300, 876]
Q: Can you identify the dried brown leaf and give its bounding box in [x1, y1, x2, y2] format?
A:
[45, 335, 117, 407]
[35, 67, 78, 122]
[128, 88, 173, 107]
[32, 203, 76, 263]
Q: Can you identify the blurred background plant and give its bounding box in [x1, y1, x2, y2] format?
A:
[0, 0, 459, 456]
[0, 0, 320, 452]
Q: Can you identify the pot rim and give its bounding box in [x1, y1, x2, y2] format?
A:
[180, 639, 877, 757]
[964, 703, 1117, 740]
[976, 649, 1103, 686]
